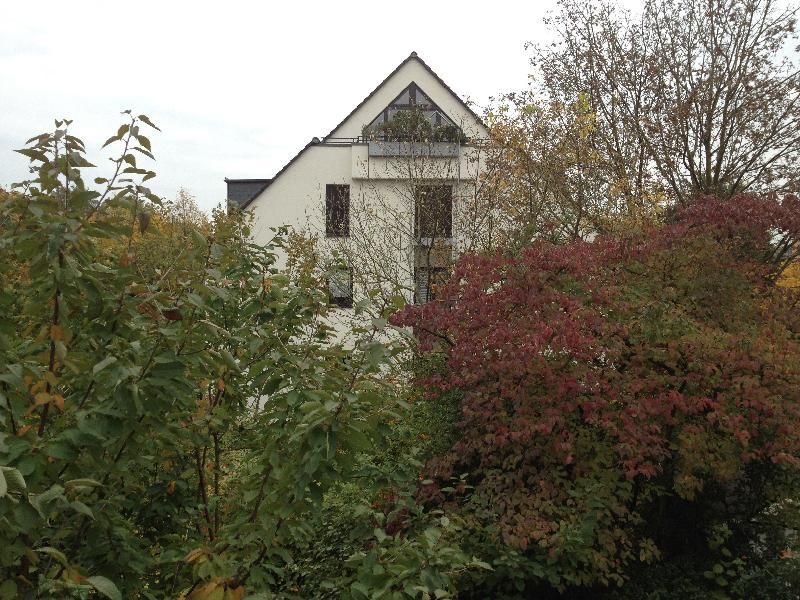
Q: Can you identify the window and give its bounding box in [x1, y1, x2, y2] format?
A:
[415, 267, 448, 304]
[326, 184, 350, 237]
[415, 185, 452, 239]
[363, 83, 464, 142]
[328, 266, 353, 308]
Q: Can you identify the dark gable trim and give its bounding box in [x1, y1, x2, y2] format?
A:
[237, 52, 485, 212]
[323, 51, 487, 141]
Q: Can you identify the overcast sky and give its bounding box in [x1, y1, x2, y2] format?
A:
[2, 1, 583, 212]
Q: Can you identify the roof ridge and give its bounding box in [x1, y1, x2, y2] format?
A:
[322, 51, 485, 141]
[236, 52, 486, 211]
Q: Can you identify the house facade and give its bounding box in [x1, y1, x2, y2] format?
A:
[226, 52, 489, 317]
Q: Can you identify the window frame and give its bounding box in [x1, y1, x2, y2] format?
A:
[414, 266, 449, 304]
[363, 82, 463, 143]
[414, 184, 453, 240]
[325, 184, 350, 238]
[328, 266, 353, 309]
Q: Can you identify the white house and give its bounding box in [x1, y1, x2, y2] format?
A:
[226, 52, 489, 317]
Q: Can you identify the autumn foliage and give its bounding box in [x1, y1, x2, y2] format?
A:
[392, 194, 800, 591]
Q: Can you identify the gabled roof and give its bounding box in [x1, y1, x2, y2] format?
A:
[230, 52, 485, 211]
[323, 51, 486, 141]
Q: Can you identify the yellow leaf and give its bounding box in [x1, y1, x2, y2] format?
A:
[33, 392, 51, 406]
[224, 586, 245, 600]
[183, 547, 208, 565]
[187, 580, 223, 600]
[778, 262, 800, 289]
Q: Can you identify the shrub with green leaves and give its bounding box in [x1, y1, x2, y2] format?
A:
[0, 116, 418, 599]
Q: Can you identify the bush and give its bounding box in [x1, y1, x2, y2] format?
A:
[0, 117, 403, 598]
[392, 194, 800, 595]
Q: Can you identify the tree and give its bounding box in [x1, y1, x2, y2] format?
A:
[392, 193, 800, 595]
[530, 0, 800, 205]
[479, 91, 667, 248]
[0, 116, 420, 598]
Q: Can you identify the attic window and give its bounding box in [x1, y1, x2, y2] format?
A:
[363, 83, 464, 143]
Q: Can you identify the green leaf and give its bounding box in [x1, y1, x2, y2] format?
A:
[350, 581, 370, 599]
[221, 349, 239, 371]
[30, 485, 65, 517]
[374, 527, 388, 543]
[101, 135, 120, 148]
[70, 500, 94, 519]
[65, 478, 103, 490]
[132, 146, 155, 160]
[137, 115, 161, 131]
[15, 148, 49, 162]
[86, 576, 122, 600]
[0, 467, 26, 494]
[92, 356, 116, 374]
[136, 134, 152, 151]
[36, 546, 69, 566]
[0, 469, 6, 498]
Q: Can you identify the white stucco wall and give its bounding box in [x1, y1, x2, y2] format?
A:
[245, 55, 488, 334]
[249, 144, 352, 256]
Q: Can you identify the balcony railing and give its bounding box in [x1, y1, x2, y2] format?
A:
[368, 141, 461, 157]
[323, 137, 463, 157]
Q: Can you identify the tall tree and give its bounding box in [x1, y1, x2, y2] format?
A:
[532, 0, 800, 204]
[480, 92, 657, 247]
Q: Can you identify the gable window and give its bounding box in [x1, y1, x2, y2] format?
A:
[415, 266, 448, 304]
[415, 185, 452, 239]
[328, 266, 353, 308]
[363, 83, 464, 143]
[326, 184, 350, 237]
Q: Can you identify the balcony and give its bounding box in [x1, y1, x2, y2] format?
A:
[349, 141, 473, 181]
[367, 141, 460, 157]
[325, 136, 462, 156]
